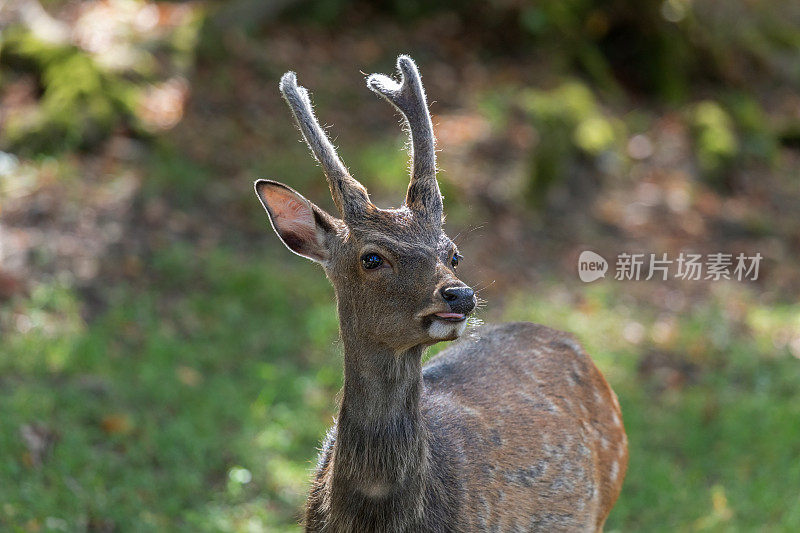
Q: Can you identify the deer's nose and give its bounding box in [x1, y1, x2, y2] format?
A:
[440, 286, 476, 314]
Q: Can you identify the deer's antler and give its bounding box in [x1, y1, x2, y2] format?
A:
[280, 72, 371, 221]
[367, 56, 442, 225]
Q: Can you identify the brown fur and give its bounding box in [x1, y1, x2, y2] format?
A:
[254, 56, 627, 532]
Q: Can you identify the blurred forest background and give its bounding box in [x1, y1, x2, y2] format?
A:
[1, 0, 799, 531]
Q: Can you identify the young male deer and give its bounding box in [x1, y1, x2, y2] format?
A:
[254, 56, 627, 532]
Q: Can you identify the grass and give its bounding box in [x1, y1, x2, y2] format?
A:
[3, 243, 799, 531]
[2, 140, 799, 531]
[0, 244, 341, 531]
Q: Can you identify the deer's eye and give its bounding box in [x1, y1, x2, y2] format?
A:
[361, 253, 384, 270]
[451, 252, 462, 268]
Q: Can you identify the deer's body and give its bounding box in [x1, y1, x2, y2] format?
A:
[305, 323, 626, 532]
[254, 55, 627, 532]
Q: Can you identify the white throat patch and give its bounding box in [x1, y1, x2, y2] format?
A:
[428, 318, 468, 340]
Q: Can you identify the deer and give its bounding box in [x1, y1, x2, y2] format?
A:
[254, 55, 627, 532]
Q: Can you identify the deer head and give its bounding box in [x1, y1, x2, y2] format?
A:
[255, 56, 476, 351]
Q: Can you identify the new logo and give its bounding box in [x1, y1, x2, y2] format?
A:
[578, 251, 608, 282]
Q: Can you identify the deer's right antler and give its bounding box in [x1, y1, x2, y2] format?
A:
[367, 56, 442, 226]
[280, 72, 371, 221]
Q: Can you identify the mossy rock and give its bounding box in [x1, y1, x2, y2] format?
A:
[0, 29, 139, 155]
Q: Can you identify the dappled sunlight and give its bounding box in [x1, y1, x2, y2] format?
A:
[2, 0, 799, 529]
[0, 0, 202, 153]
[137, 76, 190, 132]
[692, 485, 734, 531]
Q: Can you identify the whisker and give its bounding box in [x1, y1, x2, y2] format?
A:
[473, 280, 496, 293]
[453, 223, 486, 246]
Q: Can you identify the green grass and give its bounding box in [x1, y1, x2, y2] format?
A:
[4, 253, 799, 531]
[0, 244, 341, 531]
[2, 144, 799, 530]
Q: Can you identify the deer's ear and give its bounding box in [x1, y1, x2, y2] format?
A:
[254, 180, 337, 263]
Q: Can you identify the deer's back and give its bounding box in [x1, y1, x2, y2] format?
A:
[422, 322, 627, 532]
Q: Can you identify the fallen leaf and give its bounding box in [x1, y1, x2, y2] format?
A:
[100, 414, 133, 435]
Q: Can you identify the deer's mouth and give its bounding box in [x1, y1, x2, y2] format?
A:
[432, 312, 466, 322]
[426, 312, 470, 340]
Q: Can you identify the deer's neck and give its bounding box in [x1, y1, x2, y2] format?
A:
[328, 331, 429, 522]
